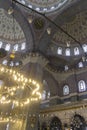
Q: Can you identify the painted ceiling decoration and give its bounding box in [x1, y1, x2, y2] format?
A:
[0, 0, 86, 73]
[33, 17, 45, 30]
[17, 0, 68, 13]
[0, 8, 25, 44]
[53, 11, 87, 44]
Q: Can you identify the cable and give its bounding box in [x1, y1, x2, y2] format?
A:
[12, 1, 16, 46]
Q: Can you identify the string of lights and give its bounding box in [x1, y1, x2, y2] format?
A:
[0, 63, 42, 129]
[0, 65, 41, 106]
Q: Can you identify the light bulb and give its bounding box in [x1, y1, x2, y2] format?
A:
[28, 16, 33, 24]
[47, 27, 51, 35]
[66, 41, 70, 47]
[8, 7, 14, 15]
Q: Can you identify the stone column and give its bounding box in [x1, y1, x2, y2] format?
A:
[25, 63, 43, 130]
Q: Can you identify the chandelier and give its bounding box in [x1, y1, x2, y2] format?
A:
[0, 65, 41, 124]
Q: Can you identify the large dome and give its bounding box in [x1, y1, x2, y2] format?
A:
[18, 0, 68, 13]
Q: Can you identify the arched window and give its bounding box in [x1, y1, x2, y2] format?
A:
[78, 62, 83, 68]
[65, 48, 70, 56]
[47, 91, 50, 99]
[82, 44, 87, 53]
[13, 44, 18, 51]
[42, 90, 46, 100]
[65, 65, 69, 71]
[50, 117, 62, 130]
[9, 61, 14, 67]
[5, 44, 10, 51]
[21, 42, 26, 50]
[2, 60, 8, 65]
[71, 114, 86, 130]
[42, 80, 50, 100]
[0, 41, 3, 48]
[57, 47, 62, 55]
[78, 80, 86, 92]
[74, 47, 79, 55]
[15, 62, 19, 66]
[63, 85, 69, 95]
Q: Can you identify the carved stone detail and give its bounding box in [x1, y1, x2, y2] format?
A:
[0, 9, 25, 43]
[22, 53, 49, 67]
[53, 11, 87, 43]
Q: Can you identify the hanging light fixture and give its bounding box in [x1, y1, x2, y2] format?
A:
[28, 16, 33, 24]
[8, 7, 14, 15]
[47, 27, 51, 35]
[10, 51, 15, 59]
[66, 41, 70, 47]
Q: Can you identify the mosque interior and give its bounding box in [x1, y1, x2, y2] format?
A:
[0, 0, 87, 130]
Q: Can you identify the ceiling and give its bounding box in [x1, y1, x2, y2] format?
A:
[0, 0, 87, 85]
[1, 1, 87, 125]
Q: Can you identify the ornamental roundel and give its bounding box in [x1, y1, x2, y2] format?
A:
[33, 17, 45, 30]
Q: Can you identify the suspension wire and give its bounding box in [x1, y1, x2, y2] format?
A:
[12, 1, 16, 46]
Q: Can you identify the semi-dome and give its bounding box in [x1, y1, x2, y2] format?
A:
[0, 8, 25, 43]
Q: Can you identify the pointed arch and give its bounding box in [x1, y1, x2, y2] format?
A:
[50, 116, 62, 130]
[70, 114, 86, 130]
